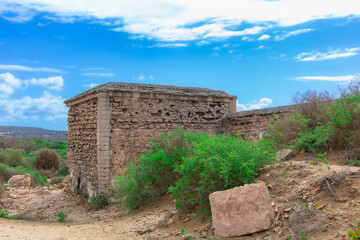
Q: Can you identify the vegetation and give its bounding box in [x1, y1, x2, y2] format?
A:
[266, 80, 360, 165]
[35, 149, 60, 171]
[112, 128, 275, 217]
[0, 139, 68, 186]
[56, 211, 68, 222]
[90, 194, 110, 210]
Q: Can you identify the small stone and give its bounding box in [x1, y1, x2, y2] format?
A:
[9, 194, 17, 199]
[183, 217, 190, 223]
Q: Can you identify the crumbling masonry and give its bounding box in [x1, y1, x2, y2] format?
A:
[65, 82, 291, 197]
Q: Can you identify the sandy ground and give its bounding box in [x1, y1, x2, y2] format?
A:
[0, 151, 359, 240]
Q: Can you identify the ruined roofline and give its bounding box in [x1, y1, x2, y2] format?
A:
[64, 82, 236, 105]
[227, 104, 298, 118]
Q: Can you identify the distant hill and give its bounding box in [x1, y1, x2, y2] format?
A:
[0, 126, 66, 141]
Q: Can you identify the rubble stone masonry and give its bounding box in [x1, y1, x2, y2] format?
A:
[65, 82, 237, 196]
[65, 82, 293, 196]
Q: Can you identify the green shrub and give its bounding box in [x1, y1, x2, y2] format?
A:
[0, 148, 32, 169]
[112, 128, 194, 210]
[35, 149, 60, 170]
[290, 123, 335, 153]
[51, 175, 65, 185]
[90, 194, 109, 210]
[0, 163, 47, 186]
[267, 87, 360, 155]
[0, 163, 23, 183]
[113, 129, 275, 217]
[168, 135, 274, 217]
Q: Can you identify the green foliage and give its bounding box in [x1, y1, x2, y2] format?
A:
[0, 148, 32, 169]
[51, 175, 65, 185]
[90, 194, 109, 210]
[112, 128, 193, 210]
[35, 149, 60, 170]
[0, 163, 47, 186]
[0, 208, 9, 218]
[300, 231, 308, 240]
[290, 123, 335, 153]
[169, 134, 274, 217]
[345, 158, 360, 166]
[113, 128, 275, 217]
[266, 89, 360, 159]
[348, 221, 360, 240]
[56, 211, 67, 222]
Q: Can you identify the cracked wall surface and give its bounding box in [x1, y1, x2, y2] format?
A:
[65, 82, 236, 195]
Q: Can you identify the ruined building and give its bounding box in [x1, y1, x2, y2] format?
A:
[65, 82, 291, 197]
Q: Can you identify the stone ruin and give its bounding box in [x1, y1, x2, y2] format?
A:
[65, 82, 292, 197]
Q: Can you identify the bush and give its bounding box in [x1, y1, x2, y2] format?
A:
[0, 163, 47, 186]
[35, 149, 60, 170]
[168, 135, 274, 217]
[267, 83, 360, 155]
[0, 148, 32, 169]
[51, 175, 65, 185]
[112, 129, 275, 217]
[0, 163, 23, 183]
[90, 194, 109, 210]
[112, 128, 192, 210]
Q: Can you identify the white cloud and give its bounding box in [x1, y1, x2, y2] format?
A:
[82, 72, 115, 77]
[83, 83, 99, 89]
[153, 43, 187, 48]
[0, 72, 22, 96]
[149, 75, 154, 79]
[0, 91, 68, 122]
[258, 34, 270, 40]
[2, 0, 359, 42]
[237, 98, 273, 111]
[24, 76, 64, 90]
[294, 75, 356, 82]
[0, 64, 65, 73]
[275, 28, 313, 41]
[295, 47, 360, 61]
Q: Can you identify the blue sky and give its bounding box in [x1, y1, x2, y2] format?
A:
[0, 0, 359, 130]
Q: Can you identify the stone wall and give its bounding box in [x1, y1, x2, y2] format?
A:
[65, 82, 236, 195]
[108, 91, 234, 184]
[220, 105, 295, 139]
[65, 94, 98, 197]
[65, 82, 297, 196]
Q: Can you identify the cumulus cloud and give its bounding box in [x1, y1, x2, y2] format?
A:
[82, 72, 115, 77]
[294, 75, 356, 82]
[0, 91, 68, 122]
[1, 0, 359, 41]
[258, 34, 270, 40]
[275, 28, 313, 41]
[0, 64, 65, 73]
[237, 98, 273, 111]
[295, 47, 360, 61]
[24, 76, 64, 90]
[83, 83, 99, 89]
[0, 72, 22, 96]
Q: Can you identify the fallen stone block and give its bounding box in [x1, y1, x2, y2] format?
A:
[209, 181, 275, 238]
[7, 174, 31, 188]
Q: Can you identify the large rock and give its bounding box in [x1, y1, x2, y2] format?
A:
[209, 181, 275, 238]
[7, 174, 31, 188]
[276, 149, 294, 161]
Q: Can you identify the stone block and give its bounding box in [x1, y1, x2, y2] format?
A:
[8, 174, 31, 188]
[209, 181, 275, 238]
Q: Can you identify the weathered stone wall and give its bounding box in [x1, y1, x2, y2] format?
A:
[66, 94, 98, 197]
[65, 82, 298, 195]
[65, 82, 236, 195]
[220, 105, 295, 139]
[108, 91, 234, 184]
